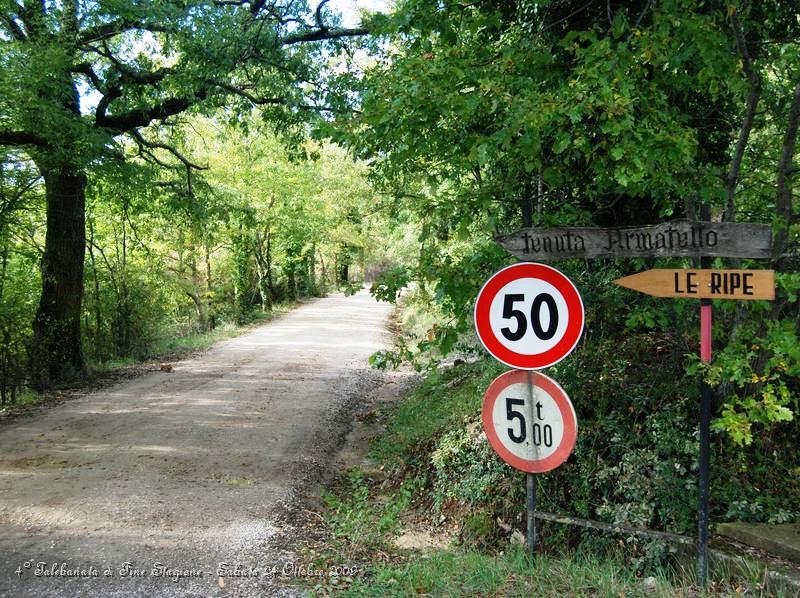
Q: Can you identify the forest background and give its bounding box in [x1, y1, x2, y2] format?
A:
[1, 0, 799, 575]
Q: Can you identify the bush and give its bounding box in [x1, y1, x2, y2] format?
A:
[374, 331, 799, 570]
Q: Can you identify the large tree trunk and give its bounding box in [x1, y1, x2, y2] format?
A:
[29, 165, 87, 390]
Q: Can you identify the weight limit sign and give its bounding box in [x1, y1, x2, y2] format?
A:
[474, 263, 584, 370]
[482, 370, 577, 473]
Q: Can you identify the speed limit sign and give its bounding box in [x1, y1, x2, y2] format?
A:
[474, 263, 584, 370]
[482, 369, 577, 473]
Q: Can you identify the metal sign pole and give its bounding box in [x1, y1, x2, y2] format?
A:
[698, 296, 712, 586]
[526, 370, 537, 557]
[527, 472, 536, 556]
[697, 202, 712, 587]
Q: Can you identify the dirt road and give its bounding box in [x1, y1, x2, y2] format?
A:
[0, 291, 394, 597]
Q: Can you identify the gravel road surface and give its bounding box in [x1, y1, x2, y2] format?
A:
[0, 291, 393, 597]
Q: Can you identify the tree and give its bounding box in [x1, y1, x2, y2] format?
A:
[340, 0, 800, 440]
[0, 0, 367, 388]
[0, 149, 42, 400]
[186, 115, 379, 302]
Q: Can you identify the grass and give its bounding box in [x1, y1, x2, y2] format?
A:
[342, 546, 680, 597]
[323, 470, 424, 550]
[312, 358, 689, 596]
[370, 358, 504, 465]
[10, 389, 39, 406]
[90, 303, 296, 373]
[223, 477, 254, 486]
[339, 546, 790, 597]
[311, 352, 787, 596]
[317, 466, 776, 597]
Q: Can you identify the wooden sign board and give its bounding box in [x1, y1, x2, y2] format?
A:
[613, 269, 775, 300]
[496, 220, 772, 261]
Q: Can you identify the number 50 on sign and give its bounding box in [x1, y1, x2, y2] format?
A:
[474, 263, 585, 370]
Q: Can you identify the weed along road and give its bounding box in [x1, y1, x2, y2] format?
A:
[0, 291, 393, 597]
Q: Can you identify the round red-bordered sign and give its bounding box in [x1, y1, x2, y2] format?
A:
[474, 263, 584, 370]
[482, 370, 577, 473]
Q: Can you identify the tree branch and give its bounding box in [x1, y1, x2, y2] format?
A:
[0, 171, 41, 218]
[209, 81, 284, 105]
[95, 95, 197, 132]
[87, 43, 174, 85]
[315, 0, 333, 28]
[8, 0, 39, 39]
[0, 130, 48, 148]
[130, 128, 206, 195]
[773, 83, 800, 262]
[279, 26, 368, 45]
[70, 62, 104, 91]
[724, 11, 762, 224]
[0, 14, 26, 40]
[130, 129, 207, 171]
[94, 83, 123, 125]
[78, 20, 171, 45]
[61, 0, 79, 37]
[633, 0, 652, 28]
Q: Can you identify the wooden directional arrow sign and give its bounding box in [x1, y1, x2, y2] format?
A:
[614, 269, 775, 300]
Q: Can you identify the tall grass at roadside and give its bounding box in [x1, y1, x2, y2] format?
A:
[342, 545, 679, 597]
[89, 302, 295, 372]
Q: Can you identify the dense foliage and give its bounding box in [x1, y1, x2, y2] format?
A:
[365, 338, 798, 571]
[343, 0, 800, 445]
[0, 0, 798, 568]
[0, 0, 369, 388]
[0, 119, 381, 401]
[328, 0, 800, 555]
